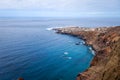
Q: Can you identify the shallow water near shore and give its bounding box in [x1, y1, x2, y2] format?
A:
[0, 17, 120, 80]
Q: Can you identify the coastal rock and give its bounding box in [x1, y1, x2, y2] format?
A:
[17, 78, 24, 80]
[54, 26, 120, 80]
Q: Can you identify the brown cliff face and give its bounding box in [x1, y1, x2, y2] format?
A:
[77, 39, 120, 80]
[54, 26, 120, 80]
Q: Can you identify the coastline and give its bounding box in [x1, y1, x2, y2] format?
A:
[53, 26, 120, 80]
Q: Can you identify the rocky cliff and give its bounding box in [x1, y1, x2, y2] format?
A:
[53, 26, 120, 80]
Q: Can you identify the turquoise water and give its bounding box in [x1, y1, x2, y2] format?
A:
[0, 17, 119, 80]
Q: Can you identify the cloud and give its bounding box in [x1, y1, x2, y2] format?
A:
[0, 0, 120, 17]
[0, 0, 119, 12]
[0, 0, 78, 10]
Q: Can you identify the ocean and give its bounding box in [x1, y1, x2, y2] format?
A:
[0, 17, 120, 80]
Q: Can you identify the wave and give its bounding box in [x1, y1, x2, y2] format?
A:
[89, 47, 95, 55]
[46, 27, 63, 31]
[46, 27, 53, 31]
[64, 52, 69, 55]
[68, 57, 72, 59]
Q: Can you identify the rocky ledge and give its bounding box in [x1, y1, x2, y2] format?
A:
[53, 26, 120, 80]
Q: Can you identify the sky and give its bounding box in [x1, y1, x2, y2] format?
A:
[0, 0, 120, 17]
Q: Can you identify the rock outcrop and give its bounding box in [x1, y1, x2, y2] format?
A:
[53, 26, 120, 80]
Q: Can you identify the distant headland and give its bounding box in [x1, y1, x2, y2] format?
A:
[53, 26, 120, 80]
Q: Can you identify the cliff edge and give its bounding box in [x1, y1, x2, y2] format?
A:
[53, 26, 120, 80]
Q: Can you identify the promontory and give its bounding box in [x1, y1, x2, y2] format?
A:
[53, 26, 120, 80]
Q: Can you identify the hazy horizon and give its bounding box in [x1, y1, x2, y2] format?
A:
[0, 0, 120, 17]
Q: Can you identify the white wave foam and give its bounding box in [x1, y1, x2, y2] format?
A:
[64, 52, 69, 55]
[80, 41, 85, 45]
[46, 28, 53, 31]
[68, 57, 72, 59]
[46, 27, 63, 31]
[89, 47, 95, 55]
[82, 41, 85, 44]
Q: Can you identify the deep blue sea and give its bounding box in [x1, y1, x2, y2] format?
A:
[0, 17, 120, 80]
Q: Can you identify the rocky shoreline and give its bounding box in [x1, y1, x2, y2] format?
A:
[53, 26, 120, 80]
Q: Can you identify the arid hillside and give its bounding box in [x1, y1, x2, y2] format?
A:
[54, 26, 120, 80]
